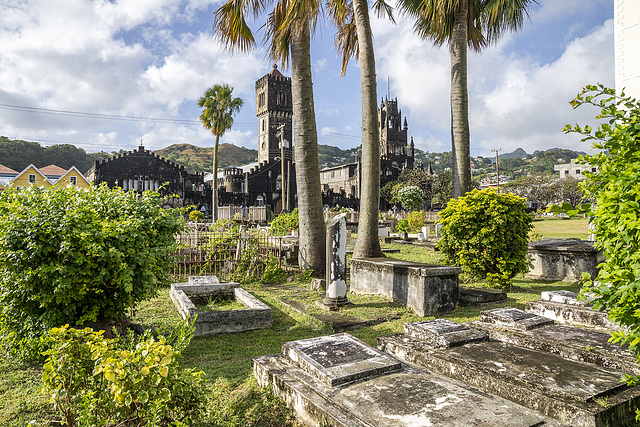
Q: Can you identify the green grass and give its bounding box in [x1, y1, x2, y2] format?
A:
[0, 226, 602, 426]
[533, 217, 589, 240]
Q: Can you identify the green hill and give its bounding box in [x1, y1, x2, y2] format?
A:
[0, 136, 110, 173]
[154, 143, 258, 174]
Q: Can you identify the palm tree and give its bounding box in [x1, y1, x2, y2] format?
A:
[399, 0, 533, 198]
[332, 0, 393, 259]
[213, 0, 326, 273]
[198, 84, 243, 221]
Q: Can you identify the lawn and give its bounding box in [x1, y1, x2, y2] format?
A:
[0, 233, 592, 426]
[533, 217, 589, 240]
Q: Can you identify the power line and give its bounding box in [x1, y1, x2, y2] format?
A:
[0, 102, 254, 127]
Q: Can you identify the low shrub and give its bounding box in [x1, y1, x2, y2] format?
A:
[269, 208, 299, 236]
[406, 210, 425, 232]
[41, 321, 206, 427]
[436, 189, 533, 288]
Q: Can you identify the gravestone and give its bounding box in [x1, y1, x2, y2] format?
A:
[350, 258, 459, 316]
[526, 238, 602, 282]
[380, 312, 640, 426]
[525, 290, 619, 331]
[320, 213, 349, 309]
[253, 333, 558, 426]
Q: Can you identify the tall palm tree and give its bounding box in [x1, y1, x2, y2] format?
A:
[399, 0, 533, 198]
[332, 0, 393, 259]
[198, 84, 243, 221]
[213, 0, 326, 273]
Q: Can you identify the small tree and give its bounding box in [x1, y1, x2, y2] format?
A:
[198, 84, 243, 222]
[437, 189, 533, 288]
[563, 85, 640, 405]
[395, 185, 425, 211]
[0, 185, 182, 360]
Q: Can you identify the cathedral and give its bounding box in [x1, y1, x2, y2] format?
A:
[89, 64, 418, 215]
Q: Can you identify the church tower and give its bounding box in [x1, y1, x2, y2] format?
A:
[255, 64, 293, 163]
[379, 96, 414, 169]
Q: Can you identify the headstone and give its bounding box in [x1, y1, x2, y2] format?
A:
[188, 276, 220, 285]
[321, 213, 349, 309]
[311, 278, 326, 291]
[378, 227, 389, 237]
[417, 232, 426, 241]
[435, 222, 443, 237]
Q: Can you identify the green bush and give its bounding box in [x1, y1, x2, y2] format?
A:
[188, 209, 204, 222]
[406, 210, 425, 232]
[562, 86, 640, 413]
[0, 185, 182, 361]
[396, 219, 411, 233]
[269, 208, 299, 236]
[436, 189, 533, 288]
[41, 322, 206, 426]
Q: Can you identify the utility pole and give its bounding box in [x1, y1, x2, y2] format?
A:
[277, 124, 286, 213]
[491, 148, 502, 191]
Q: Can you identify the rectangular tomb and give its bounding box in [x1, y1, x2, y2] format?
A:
[350, 257, 460, 316]
[253, 332, 560, 427]
[379, 313, 640, 427]
[467, 307, 639, 376]
[526, 238, 603, 282]
[170, 278, 272, 337]
[525, 290, 619, 331]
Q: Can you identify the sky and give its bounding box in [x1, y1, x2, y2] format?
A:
[0, 0, 614, 159]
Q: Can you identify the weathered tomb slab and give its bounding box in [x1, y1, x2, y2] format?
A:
[526, 238, 603, 282]
[254, 332, 560, 426]
[459, 286, 507, 304]
[281, 333, 401, 387]
[170, 279, 272, 337]
[468, 308, 638, 375]
[525, 290, 618, 331]
[404, 318, 488, 348]
[480, 307, 554, 330]
[350, 257, 459, 316]
[379, 317, 640, 426]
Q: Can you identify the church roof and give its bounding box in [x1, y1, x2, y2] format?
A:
[269, 64, 283, 77]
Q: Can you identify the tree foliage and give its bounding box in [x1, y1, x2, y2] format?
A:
[0, 185, 182, 360]
[396, 185, 425, 210]
[563, 85, 640, 394]
[437, 189, 533, 288]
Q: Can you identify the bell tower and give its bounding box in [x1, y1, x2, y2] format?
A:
[255, 64, 293, 163]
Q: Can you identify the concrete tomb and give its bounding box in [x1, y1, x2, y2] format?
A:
[525, 290, 619, 331]
[253, 332, 559, 426]
[526, 238, 603, 282]
[458, 286, 507, 304]
[350, 257, 459, 316]
[379, 309, 640, 426]
[170, 276, 272, 337]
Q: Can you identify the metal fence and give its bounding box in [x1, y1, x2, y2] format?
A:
[217, 206, 269, 222]
[172, 224, 297, 281]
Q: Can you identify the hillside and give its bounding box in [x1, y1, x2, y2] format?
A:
[0, 136, 110, 173]
[154, 143, 258, 174]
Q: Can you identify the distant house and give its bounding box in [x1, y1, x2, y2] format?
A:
[0, 164, 91, 190]
[554, 159, 597, 179]
[10, 164, 53, 188]
[0, 165, 18, 191]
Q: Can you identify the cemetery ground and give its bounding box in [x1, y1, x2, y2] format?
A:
[0, 217, 593, 426]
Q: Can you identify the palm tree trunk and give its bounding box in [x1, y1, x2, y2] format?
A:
[291, 28, 325, 273]
[352, 0, 384, 259]
[213, 134, 220, 221]
[450, 0, 471, 199]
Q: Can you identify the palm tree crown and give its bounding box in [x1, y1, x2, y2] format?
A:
[198, 84, 243, 137]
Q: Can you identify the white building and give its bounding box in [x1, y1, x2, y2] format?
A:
[615, 0, 640, 99]
[554, 159, 597, 179]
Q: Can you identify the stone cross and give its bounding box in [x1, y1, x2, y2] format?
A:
[321, 213, 349, 308]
